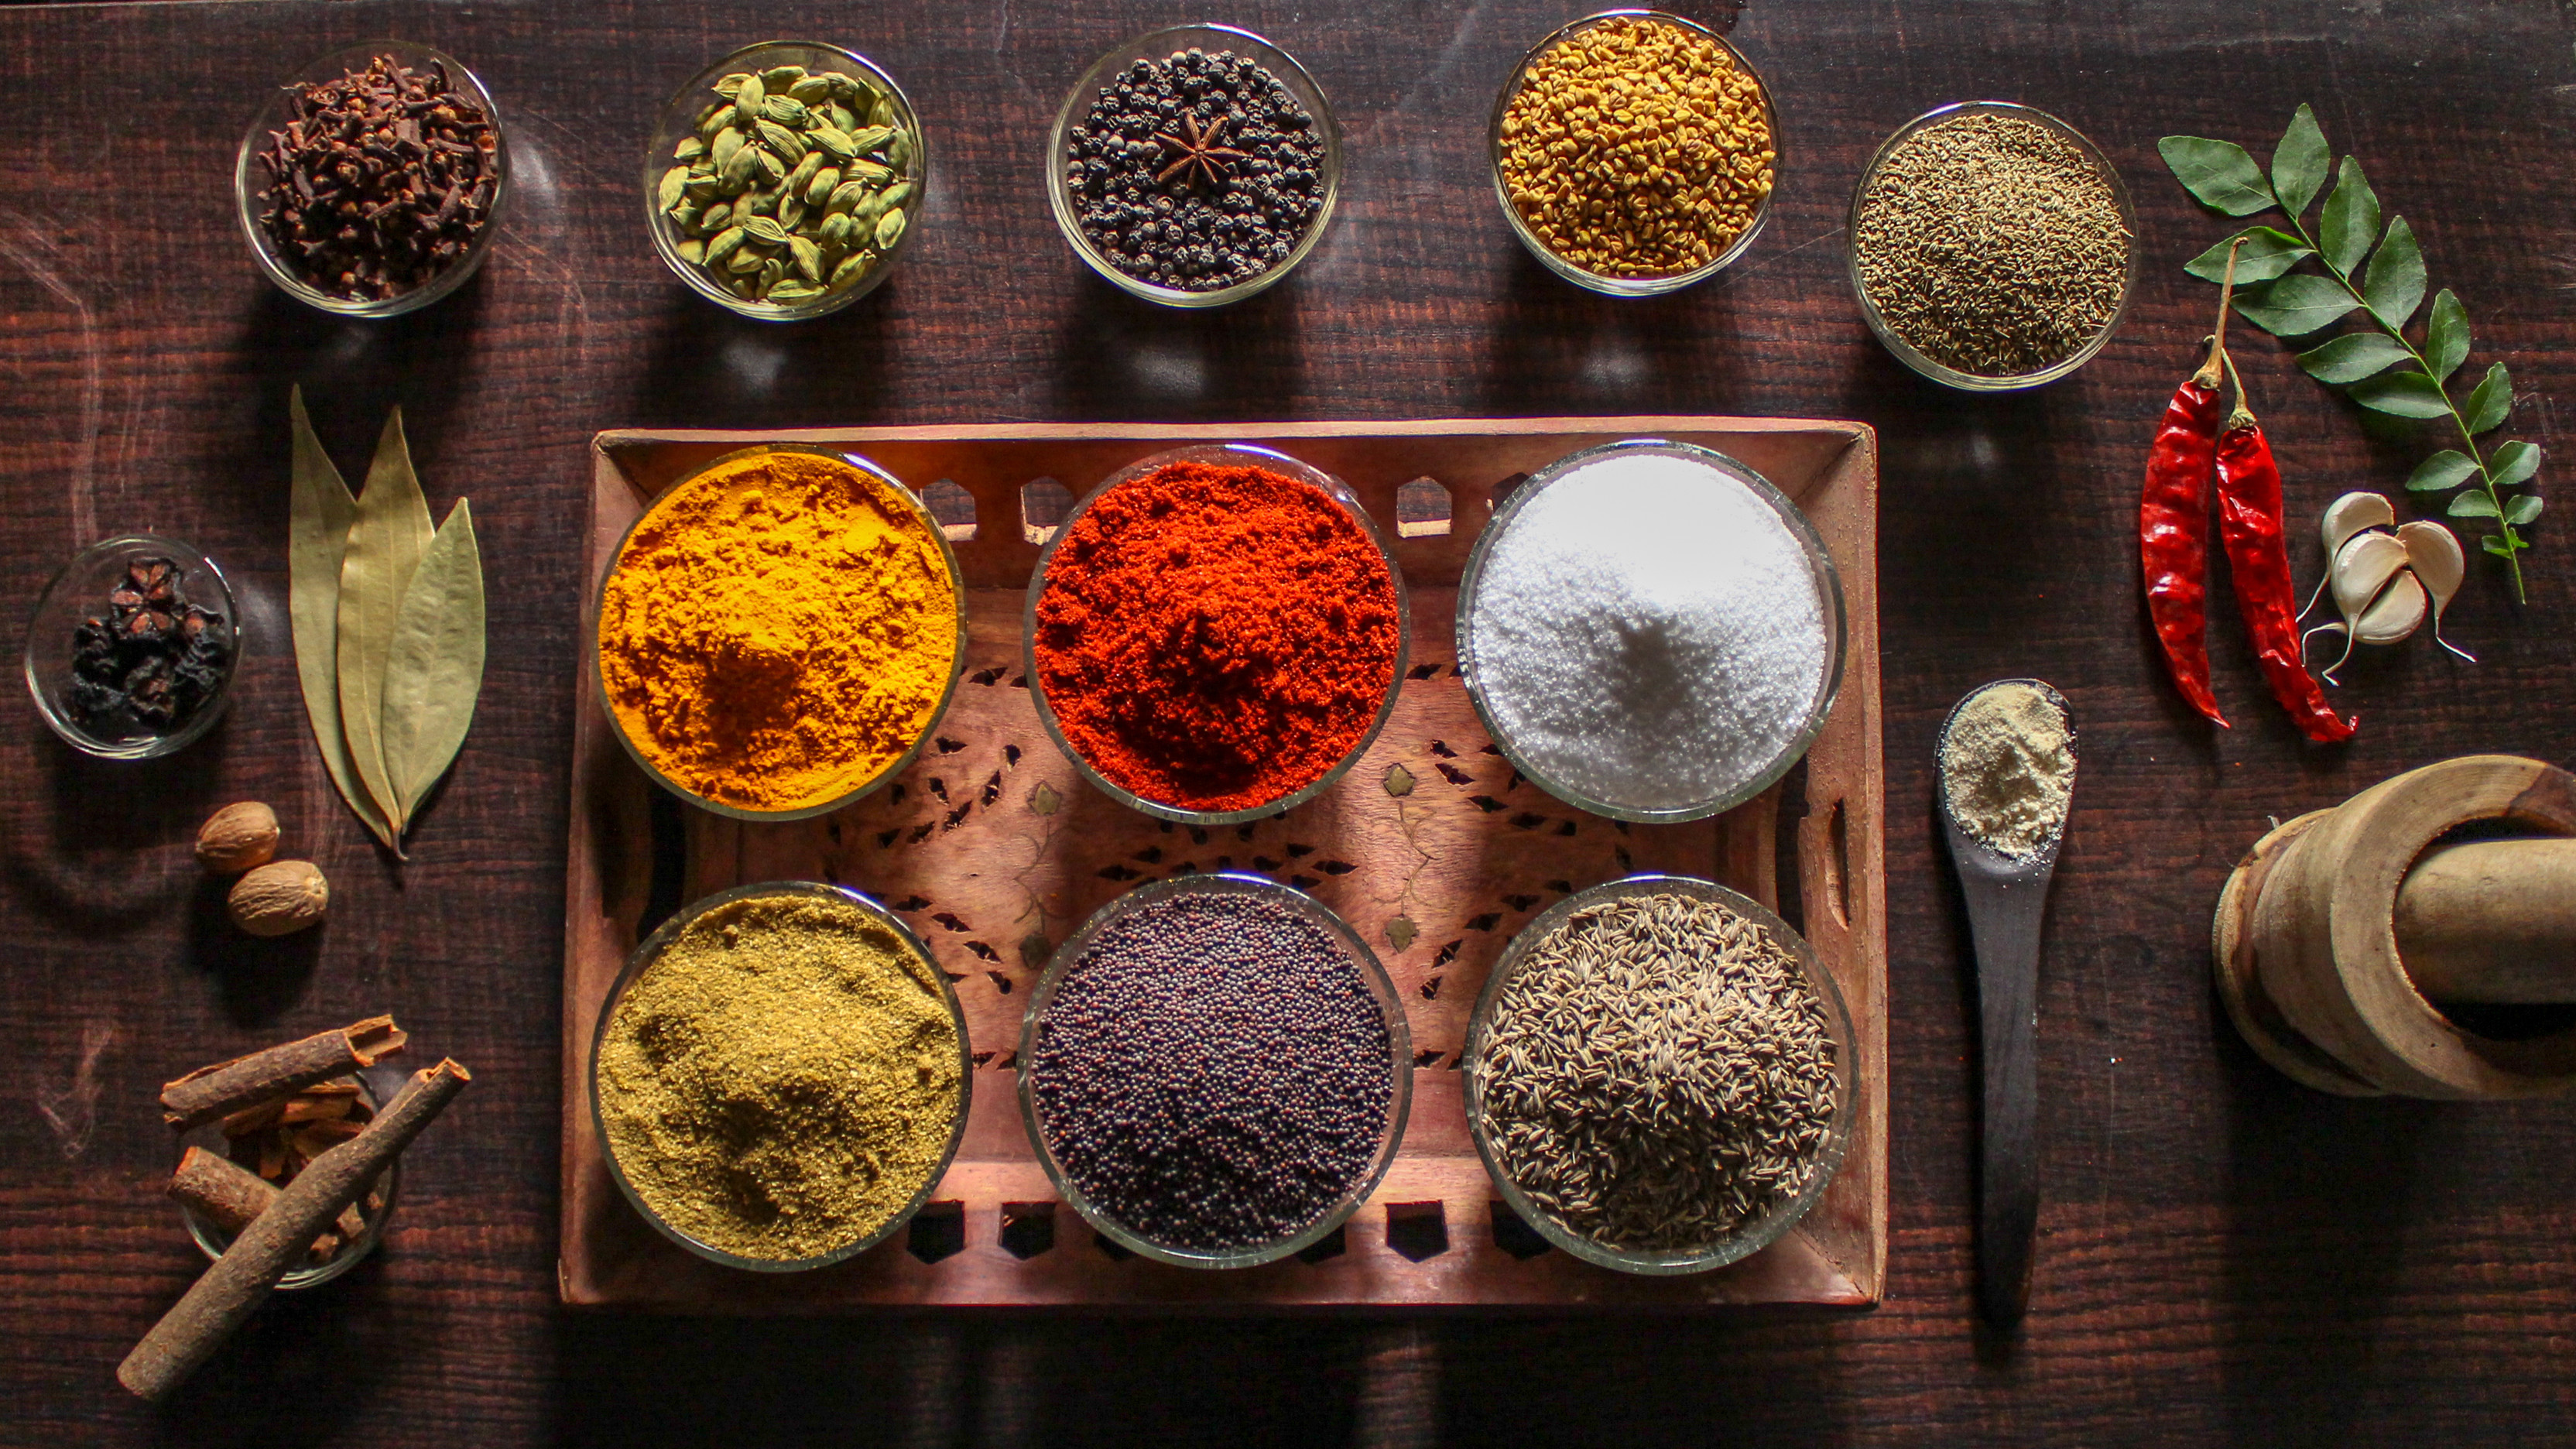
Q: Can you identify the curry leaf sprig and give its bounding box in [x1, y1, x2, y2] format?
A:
[2159, 104, 2540, 603]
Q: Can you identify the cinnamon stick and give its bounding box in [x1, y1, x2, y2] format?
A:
[160, 1017, 407, 1131]
[164, 1147, 363, 1260]
[121, 1059, 469, 1401]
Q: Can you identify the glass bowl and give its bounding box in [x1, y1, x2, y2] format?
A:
[592, 446, 966, 822]
[588, 880, 973, 1273]
[1487, 10, 1780, 296]
[1016, 872, 1413, 1269]
[235, 41, 509, 318]
[644, 41, 928, 320]
[1023, 443, 1410, 826]
[25, 535, 240, 760]
[1846, 101, 2138, 390]
[179, 1067, 402, 1291]
[1454, 439, 1843, 823]
[1464, 873, 1857, 1275]
[1045, 24, 1343, 308]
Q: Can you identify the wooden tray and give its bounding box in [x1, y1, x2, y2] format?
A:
[560, 418, 1886, 1310]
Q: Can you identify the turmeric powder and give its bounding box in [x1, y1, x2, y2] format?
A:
[598, 449, 958, 812]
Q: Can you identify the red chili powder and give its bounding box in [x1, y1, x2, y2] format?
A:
[1033, 460, 1403, 812]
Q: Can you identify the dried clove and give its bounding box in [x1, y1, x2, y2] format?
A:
[255, 53, 499, 303]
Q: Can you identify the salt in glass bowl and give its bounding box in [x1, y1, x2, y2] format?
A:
[591, 445, 966, 823]
[643, 40, 929, 320]
[179, 1067, 402, 1291]
[1454, 438, 1843, 824]
[1016, 872, 1413, 1269]
[1045, 24, 1343, 309]
[1463, 873, 1857, 1276]
[1486, 10, 1780, 296]
[235, 40, 510, 318]
[23, 534, 240, 761]
[588, 880, 974, 1273]
[1023, 443, 1410, 826]
[1846, 100, 2139, 391]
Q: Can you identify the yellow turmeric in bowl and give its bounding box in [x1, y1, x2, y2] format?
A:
[598, 448, 959, 813]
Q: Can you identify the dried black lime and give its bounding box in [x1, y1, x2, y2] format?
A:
[70, 557, 228, 735]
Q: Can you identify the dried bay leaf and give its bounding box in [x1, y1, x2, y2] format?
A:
[337, 408, 436, 844]
[288, 389, 396, 849]
[379, 500, 485, 825]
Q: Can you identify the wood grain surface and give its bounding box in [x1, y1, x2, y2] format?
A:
[0, 0, 2571, 1443]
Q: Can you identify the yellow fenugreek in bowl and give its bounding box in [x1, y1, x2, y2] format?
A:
[1488, 10, 1779, 296]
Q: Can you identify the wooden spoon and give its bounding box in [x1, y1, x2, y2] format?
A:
[1937, 678, 2076, 1327]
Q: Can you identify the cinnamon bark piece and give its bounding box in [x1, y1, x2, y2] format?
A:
[159, 1017, 406, 1130]
[165, 1147, 365, 1259]
[121, 1060, 469, 1401]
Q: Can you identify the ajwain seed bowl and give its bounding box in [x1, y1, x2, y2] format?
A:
[1845, 101, 2138, 391]
[1016, 872, 1413, 1269]
[1023, 443, 1410, 827]
[1486, 10, 1780, 296]
[587, 880, 973, 1273]
[1464, 874, 1858, 1276]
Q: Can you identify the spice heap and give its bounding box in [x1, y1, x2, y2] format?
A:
[1065, 47, 1327, 293]
[595, 892, 964, 1262]
[1475, 889, 1838, 1253]
[1464, 450, 1830, 814]
[1033, 457, 1399, 813]
[67, 556, 230, 738]
[254, 54, 499, 303]
[1495, 17, 1775, 279]
[659, 61, 920, 307]
[599, 450, 957, 812]
[1853, 111, 2130, 377]
[1026, 887, 1396, 1252]
[1941, 682, 2074, 859]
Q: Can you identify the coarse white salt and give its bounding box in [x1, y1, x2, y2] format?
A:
[1464, 450, 1832, 814]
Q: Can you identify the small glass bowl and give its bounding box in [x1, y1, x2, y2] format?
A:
[1454, 439, 1842, 824]
[235, 41, 509, 318]
[1464, 874, 1857, 1275]
[589, 880, 973, 1273]
[1017, 872, 1413, 1269]
[1023, 444, 1410, 826]
[593, 446, 966, 822]
[25, 535, 240, 761]
[179, 1070, 401, 1291]
[1045, 24, 1343, 308]
[1487, 11, 1780, 296]
[1847, 101, 2138, 390]
[644, 41, 929, 320]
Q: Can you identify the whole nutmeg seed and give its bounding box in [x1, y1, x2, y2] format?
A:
[228, 861, 329, 937]
[195, 802, 280, 874]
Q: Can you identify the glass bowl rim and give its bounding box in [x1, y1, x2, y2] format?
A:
[587, 879, 975, 1273]
[1462, 872, 1858, 1275]
[642, 39, 930, 322]
[1454, 438, 1845, 824]
[233, 39, 510, 319]
[1485, 9, 1781, 296]
[25, 533, 242, 760]
[591, 444, 968, 822]
[1015, 870, 1414, 1269]
[179, 1067, 403, 1290]
[1845, 98, 2140, 391]
[1022, 442, 1410, 826]
[1043, 22, 1344, 309]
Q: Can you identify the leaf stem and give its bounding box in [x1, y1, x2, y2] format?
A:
[2275, 213, 2526, 603]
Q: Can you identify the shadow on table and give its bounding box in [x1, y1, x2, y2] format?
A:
[1037, 272, 1310, 422]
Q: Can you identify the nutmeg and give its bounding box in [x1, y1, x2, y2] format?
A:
[228, 861, 328, 937]
[195, 802, 281, 873]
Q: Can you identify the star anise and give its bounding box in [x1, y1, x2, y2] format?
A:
[1152, 112, 1250, 191]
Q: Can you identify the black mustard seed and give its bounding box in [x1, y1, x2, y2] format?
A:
[1028, 888, 1394, 1252]
[1065, 48, 1327, 293]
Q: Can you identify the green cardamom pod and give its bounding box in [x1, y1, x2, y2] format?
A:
[869, 95, 896, 128]
[683, 173, 724, 203]
[886, 131, 914, 170]
[675, 238, 706, 264]
[670, 200, 701, 230]
[787, 235, 825, 282]
[823, 101, 858, 133]
[695, 101, 729, 139]
[785, 151, 824, 194]
[848, 125, 894, 156]
[788, 75, 836, 106]
[807, 126, 858, 162]
[755, 120, 806, 161]
[852, 193, 887, 229]
[699, 200, 732, 232]
[759, 64, 807, 93]
[742, 215, 791, 245]
[880, 179, 916, 212]
[733, 74, 765, 131]
[846, 159, 895, 186]
[711, 126, 745, 169]
[739, 186, 777, 217]
[803, 166, 841, 207]
[728, 248, 767, 276]
[756, 255, 787, 294]
[719, 142, 762, 191]
[755, 147, 789, 184]
[657, 166, 690, 212]
[769, 279, 824, 303]
[704, 225, 748, 269]
[762, 95, 810, 129]
[826, 179, 869, 214]
[817, 211, 854, 249]
[829, 250, 873, 287]
[875, 207, 907, 251]
[711, 73, 754, 98]
[673, 135, 707, 163]
[777, 194, 808, 232]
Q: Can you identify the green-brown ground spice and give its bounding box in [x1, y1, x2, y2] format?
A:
[596, 892, 962, 1261]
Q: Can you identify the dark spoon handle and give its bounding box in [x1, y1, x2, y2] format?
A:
[1966, 872, 2042, 1326]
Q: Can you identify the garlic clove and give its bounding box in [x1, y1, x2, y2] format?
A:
[2396, 519, 2476, 663]
[2355, 570, 2427, 645]
[2301, 492, 2397, 621]
[2329, 530, 2411, 624]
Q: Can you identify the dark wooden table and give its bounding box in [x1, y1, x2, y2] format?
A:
[3, 1, 2571, 1442]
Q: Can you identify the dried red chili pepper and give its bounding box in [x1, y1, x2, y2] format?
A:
[2215, 357, 2355, 744]
[2137, 242, 2243, 727]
